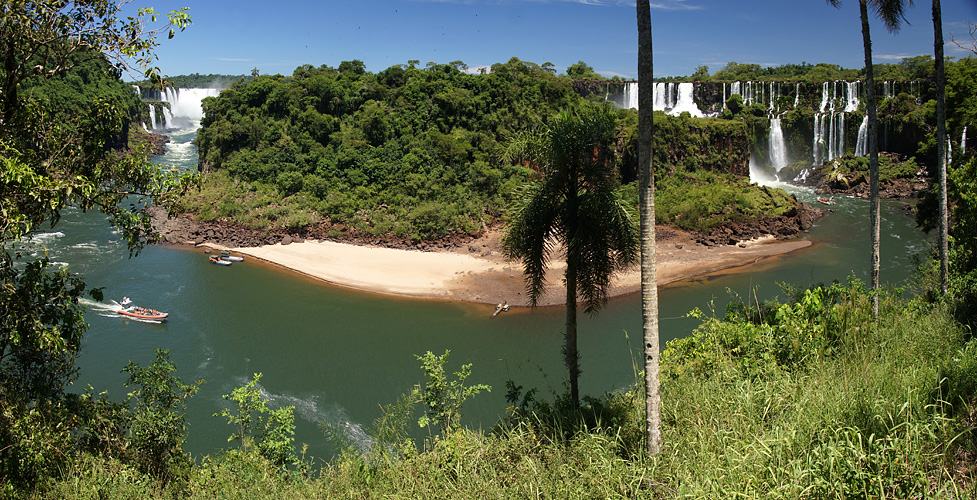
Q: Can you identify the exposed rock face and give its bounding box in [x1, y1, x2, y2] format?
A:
[149, 197, 825, 253]
[129, 129, 169, 156]
[146, 206, 476, 251]
[697, 202, 826, 247]
[814, 153, 928, 200]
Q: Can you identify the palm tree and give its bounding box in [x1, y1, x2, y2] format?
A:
[636, 0, 662, 456]
[502, 106, 639, 408]
[933, 0, 949, 294]
[827, 0, 912, 315]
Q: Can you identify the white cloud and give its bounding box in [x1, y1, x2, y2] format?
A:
[875, 53, 923, 61]
[597, 70, 633, 78]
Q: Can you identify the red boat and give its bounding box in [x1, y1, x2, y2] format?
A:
[117, 297, 168, 321]
[817, 196, 836, 205]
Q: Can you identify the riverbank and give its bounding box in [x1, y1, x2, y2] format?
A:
[193, 226, 812, 307]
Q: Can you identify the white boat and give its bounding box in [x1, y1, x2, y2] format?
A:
[209, 255, 232, 266]
[220, 251, 244, 262]
[117, 297, 168, 321]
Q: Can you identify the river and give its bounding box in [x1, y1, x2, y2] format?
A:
[22, 117, 931, 463]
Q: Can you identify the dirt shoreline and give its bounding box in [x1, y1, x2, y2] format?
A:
[189, 226, 813, 307]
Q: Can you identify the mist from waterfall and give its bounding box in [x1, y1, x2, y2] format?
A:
[144, 88, 221, 130]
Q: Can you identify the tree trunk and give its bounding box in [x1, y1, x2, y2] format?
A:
[860, 0, 881, 316]
[565, 259, 580, 408]
[933, 0, 949, 294]
[637, 0, 662, 456]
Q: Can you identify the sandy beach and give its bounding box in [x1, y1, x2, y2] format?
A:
[202, 228, 812, 307]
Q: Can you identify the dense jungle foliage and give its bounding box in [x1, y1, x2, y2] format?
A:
[189, 58, 791, 241]
[674, 55, 938, 83]
[6, 3, 977, 492]
[16, 53, 148, 151]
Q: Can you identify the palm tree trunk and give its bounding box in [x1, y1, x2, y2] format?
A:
[933, 0, 949, 294]
[860, 0, 881, 316]
[637, 0, 662, 456]
[565, 259, 580, 408]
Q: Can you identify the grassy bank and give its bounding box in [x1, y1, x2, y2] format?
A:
[18, 280, 977, 499]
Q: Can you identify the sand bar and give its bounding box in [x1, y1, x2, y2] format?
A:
[201, 228, 812, 307]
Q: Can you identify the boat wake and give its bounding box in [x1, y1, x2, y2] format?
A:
[226, 377, 375, 456]
[78, 298, 165, 324]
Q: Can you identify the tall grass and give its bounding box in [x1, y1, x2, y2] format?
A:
[22, 283, 977, 499]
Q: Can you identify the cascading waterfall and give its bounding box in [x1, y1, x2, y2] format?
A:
[844, 81, 860, 112]
[143, 88, 222, 130]
[855, 115, 869, 157]
[624, 82, 639, 110]
[829, 113, 845, 160]
[653, 82, 668, 110]
[818, 82, 830, 112]
[813, 81, 860, 165]
[621, 82, 702, 117]
[769, 117, 788, 172]
[608, 79, 924, 169]
[670, 83, 703, 117]
[963, 126, 968, 154]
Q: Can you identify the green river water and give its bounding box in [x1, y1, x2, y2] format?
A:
[22, 120, 931, 462]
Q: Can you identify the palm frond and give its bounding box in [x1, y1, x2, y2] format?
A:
[870, 0, 913, 33]
[501, 181, 561, 307]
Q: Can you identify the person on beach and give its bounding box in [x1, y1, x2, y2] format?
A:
[493, 300, 508, 317]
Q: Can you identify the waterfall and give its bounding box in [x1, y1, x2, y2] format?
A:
[832, 113, 845, 160]
[855, 115, 869, 157]
[670, 83, 703, 117]
[148, 104, 157, 129]
[653, 82, 669, 110]
[844, 81, 860, 112]
[794, 83, 800, 109]
[883, 81, 895, 100]
[744, 81, 755, 106]
[963, 126, 968, 154]
[147, 88, 222, 130]
[769, 118, 788, 171]
[812, 81, 857, 166]
[827, 113, 837, 162]
[813, 114, 823, 166]
[624, 82, 638, 110]
[623, 82, 702, 117]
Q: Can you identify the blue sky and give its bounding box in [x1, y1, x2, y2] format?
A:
[131, 0, 977, 80]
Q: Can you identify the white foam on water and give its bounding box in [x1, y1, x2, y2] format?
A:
[223, 378, 377, 456]
[27, 232, 65, 245]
